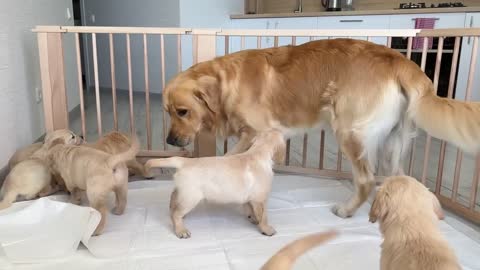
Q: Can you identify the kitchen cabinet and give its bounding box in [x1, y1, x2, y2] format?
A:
[229, 17, 317, 52]
[389, 13, 466, 29]
[317, 15, 390, 45]
[455, 12, 480, 101]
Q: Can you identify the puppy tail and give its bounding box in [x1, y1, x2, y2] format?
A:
[398, 61, 480, 154]
[260, 230, 337, 270]
[107, 135, 140, 169]
[145, 157, 185, 170]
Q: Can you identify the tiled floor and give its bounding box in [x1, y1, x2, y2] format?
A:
[1, 175, 479, 270]
[69, 89, 480, 207]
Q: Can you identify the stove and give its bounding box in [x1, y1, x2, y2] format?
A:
[398, 2, 466, 9]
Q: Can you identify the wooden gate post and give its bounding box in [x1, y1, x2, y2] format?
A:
[35, 26, 69, 132]
[193, 30, 219, 157]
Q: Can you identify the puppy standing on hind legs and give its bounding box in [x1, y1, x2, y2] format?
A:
[147, 130, 286, 239]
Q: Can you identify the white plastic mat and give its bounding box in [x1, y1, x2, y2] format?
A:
[0, 175, 479, 270]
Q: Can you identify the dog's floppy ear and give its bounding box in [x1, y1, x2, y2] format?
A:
[193, 75, 219, 114]
[369, 190, 389, 223]
[49, 138, 65, 149]
[431, 194, 445, 220]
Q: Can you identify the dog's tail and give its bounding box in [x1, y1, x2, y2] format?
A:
[260, 230, 337, 270]
[107, 135, 140, 169]
[398, 60, 480, 154]
[145, 157, 186, 171]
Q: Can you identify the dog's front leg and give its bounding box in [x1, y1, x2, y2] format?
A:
[225, 131, 256, 156]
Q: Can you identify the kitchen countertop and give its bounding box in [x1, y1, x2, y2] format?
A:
[231, 7, 480, 19]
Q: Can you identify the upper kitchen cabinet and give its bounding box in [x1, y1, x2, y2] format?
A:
[456, 13, 480, 102]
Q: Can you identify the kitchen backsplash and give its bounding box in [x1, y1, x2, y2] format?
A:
[245, 0, 479, 13]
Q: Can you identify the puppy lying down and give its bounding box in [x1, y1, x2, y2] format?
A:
[0, 130, 82, 210]
[369, 175, 460, 270]
[46, 136, 140, 235]
[146, 130, 286, 238]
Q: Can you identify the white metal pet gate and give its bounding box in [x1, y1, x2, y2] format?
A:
[33, 25, 480, 224]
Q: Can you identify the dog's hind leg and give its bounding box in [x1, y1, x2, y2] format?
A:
[112, 184, 128, 215]
[0, 190, 18, 210]
[332, 131, 375, 218]
[170, 188, 202, 239]
[379, 118, 414, 176]
[88, 190, 109, 236]
[250, 200, 276, 236]
[244, 202, 259, 225]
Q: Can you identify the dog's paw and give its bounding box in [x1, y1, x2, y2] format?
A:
[112, 207, 125, 215]
[260, 226, 277, 237]
[331, 204, 353, 218]
[247, 215, 259, 225]
[175, 228, 191, 239]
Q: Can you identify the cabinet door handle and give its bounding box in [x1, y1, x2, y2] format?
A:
[468, 16, 474, 45]
[339, 19, 364, 23]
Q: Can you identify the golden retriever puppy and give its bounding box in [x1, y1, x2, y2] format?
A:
[8, 142, 42, 170]
[369, 175, 460, 270]
[146, 130, 285, 238]
[84, 131, 152, 179]
[163, 38, 480, 218]
[46, 136, 139, 235]
[0, 130, 82, 210]
[261, 230, 337, 270]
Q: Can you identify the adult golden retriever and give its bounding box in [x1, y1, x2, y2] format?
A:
[162, 38, 480, 218]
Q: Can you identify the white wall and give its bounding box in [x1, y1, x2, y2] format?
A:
[81, 0, 244, 89]
[81, 0, 180, 93]
[179, 0, 244, 69]
[0, 0, 78, 167]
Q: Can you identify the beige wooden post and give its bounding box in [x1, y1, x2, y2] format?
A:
[193, 30, 218, 157]
[36, 26, 69, 132]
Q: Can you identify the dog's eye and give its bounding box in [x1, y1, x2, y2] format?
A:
[176, 109, 188, 117]
[71, 134, 75, 139]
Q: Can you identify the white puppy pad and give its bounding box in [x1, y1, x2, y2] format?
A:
[0, 175, 479, 270]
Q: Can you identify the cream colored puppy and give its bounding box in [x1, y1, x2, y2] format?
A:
[146, 130, 285, 239]
[0, 130, 82, 210]
[8, 142, 42, 170]
[261, 230, 337, 270]
[369, 175, 460, 270]
[84, 131, 152, 178]
[46, 136, 140, 235]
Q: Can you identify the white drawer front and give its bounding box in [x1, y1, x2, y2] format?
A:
[389, 13, 466, 29]
[317, 15, 390, 29]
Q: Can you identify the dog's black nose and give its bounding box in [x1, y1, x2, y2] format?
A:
[80, 135, 84, 140]
[166, 134, 177, 146]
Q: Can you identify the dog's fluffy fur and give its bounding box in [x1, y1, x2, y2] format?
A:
[8, 142, 42, 170]
[163, 38, 480, 218]
[261, 230, 337, 270]
[0, 130, 82, 210]
[146, 130, 285, 238]
[46, 135, 140, 235]
[369, 176, 460, 270]
[85, 131, 151, 179]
